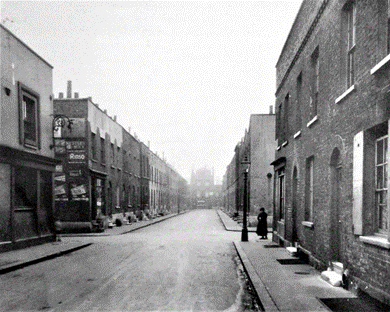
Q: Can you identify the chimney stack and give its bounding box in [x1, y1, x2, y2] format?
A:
[114, 115, 117, 121]
[59, 92, 64, 99]
[67, 80, 72, 98]
[269, 105, 273, 114]
[104, 109, 107, 114]
[128, 127, 131, 134]
[74, 92, 79, 99]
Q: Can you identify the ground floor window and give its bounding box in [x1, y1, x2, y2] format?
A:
[376, 135, 388, 233]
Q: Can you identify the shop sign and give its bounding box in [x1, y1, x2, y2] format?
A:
[54, 174, 66, 182]
[55, 146, 66, 154]
[55, 165, 63, 173]
[68, 151, 86, 163]
[69, 169, 82, 177]
[66, 140, 86, 150]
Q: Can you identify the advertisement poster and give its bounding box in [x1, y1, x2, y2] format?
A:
[54, 177, 68, 201]
[70, 182, 89, 201]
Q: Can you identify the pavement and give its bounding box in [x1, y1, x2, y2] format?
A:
[0, 211, 187, 275]
[217, 209, 390, 312]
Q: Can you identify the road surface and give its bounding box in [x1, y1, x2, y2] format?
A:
[0, 209, 260, 311]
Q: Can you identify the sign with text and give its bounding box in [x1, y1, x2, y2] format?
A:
[68, 151, 86, 163]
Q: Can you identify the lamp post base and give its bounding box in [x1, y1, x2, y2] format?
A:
[241, 228, 248, 242]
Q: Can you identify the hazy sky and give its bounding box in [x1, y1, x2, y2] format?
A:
[1, 0, 302, 184]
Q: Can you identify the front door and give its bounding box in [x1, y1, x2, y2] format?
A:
[330, 149, 342, 261]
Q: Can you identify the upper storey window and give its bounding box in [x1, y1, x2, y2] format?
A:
[310, 47, 319, 118]
[18, 82, 40, 149]
[346, 1, 356, 88]
[387, 0, 390, 54]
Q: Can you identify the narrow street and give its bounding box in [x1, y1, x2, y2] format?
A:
[0, 210, 260, 311]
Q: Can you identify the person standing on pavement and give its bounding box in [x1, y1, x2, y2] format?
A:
[256, 208, 268, 239]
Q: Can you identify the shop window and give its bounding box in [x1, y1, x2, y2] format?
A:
[18, 82, 40, 148]
[14, 166, 37, 208]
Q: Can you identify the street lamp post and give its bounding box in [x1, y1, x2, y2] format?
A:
[241, 156, 250, 242]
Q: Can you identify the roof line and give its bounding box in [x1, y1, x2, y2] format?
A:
[1, 24, 53, 69]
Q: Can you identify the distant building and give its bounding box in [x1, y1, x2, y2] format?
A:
[190, 167, 221, 208]
[0, 25, 57, 251]
[223, 109, 275, 217]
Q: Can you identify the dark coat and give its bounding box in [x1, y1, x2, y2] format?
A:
[256, 211, 268, 236]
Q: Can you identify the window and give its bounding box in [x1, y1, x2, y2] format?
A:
[91, 133, 96, 160]
[296, 73, 303, 131]
[15, 166, 37, 208]
[346, 1, 356, 87]
[111, 143, 115, 165]
[311, 48, 319, 118]
[117, 147, 120, 167]
[284, 94, 289, 138]
[100, 138, 105, 163]
[18, 82, 40, 148]
[353, 122, 389, 241]
[305, 156, 314, 221]
[277, 103, 282, 141]
[388, 0, 390, 54]
[376, 135, 388, 233]
[277, 168, 285, 221]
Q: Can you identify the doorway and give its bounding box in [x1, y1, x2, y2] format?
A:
[292, 167, 298, 246]
[330, 148, 342, 261]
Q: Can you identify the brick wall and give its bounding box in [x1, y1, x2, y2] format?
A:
[274, 0, 390, 303]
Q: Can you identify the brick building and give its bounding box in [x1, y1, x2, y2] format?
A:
[223, 111, 275, 218]
[53, 82, 129, 231]
[54, 84, 187, 230]
[0, 25, 57, 251]
[272, 0, 390, 304]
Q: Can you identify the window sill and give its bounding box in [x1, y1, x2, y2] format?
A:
[302, 221, 314, 229]
[282, 141, 288, 147]
[294, 131, 301, 139]
[276, 146, 281, 151]
[307, 116, 318, 128]
[335, 85, 355, 104]
[359, 235, 390, 249]
[370, 54, 390, 75]
[101, 163, 106, 167]
[91, 159, 97, 163]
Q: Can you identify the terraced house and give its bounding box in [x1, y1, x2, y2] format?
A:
[272, 0, 390, 304]
[0, 25, 57, 251]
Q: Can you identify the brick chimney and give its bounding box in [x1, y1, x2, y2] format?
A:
[67, 80, 72, 98]
[269, 105, 273, 114]
[74, 92, 79, 98]
[59, 92, 64, 99]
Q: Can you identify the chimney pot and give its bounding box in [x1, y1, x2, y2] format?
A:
[114, 115, 117, 121]
[59, 92, 64, 99]
[67, 81, 72, 98]
[269, 105, 273, 114]
[74, 92, 79, 98]
[104, 109, 107, 114]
